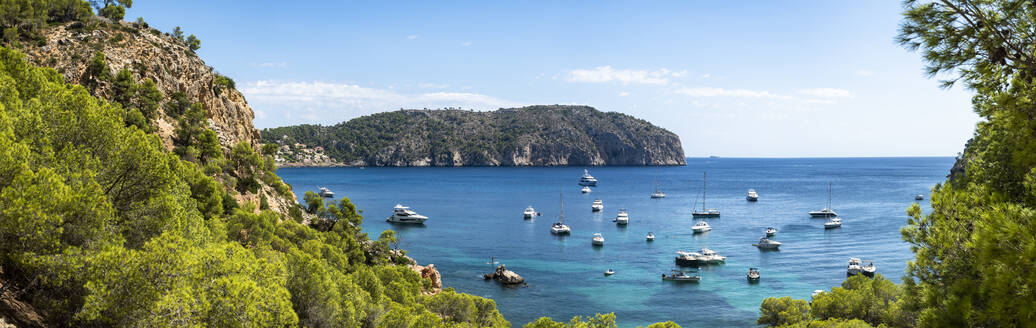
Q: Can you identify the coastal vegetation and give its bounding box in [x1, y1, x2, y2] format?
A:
[759, 0, 1036, 326]
[0, 2, 683, 327]
[261, 105, 687, 167]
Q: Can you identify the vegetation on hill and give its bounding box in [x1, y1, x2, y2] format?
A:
[261, 106, 686, 167]
[0, 2, 683, 327]
[759, 0, 1036, 326]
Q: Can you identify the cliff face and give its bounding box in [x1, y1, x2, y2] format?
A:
[15, 19, 296, 214]
[263, 105, 686, 166]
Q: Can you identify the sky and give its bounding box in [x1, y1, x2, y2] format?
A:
[128, 1, 979, 157]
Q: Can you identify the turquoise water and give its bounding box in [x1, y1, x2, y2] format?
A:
[278, 157, 952, 327]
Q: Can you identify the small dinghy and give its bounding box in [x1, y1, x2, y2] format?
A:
[581, 186, 591, 193]
[646, 232, 655, 241]
[604, 269, 615, 276]
[747, 267, 760, 282]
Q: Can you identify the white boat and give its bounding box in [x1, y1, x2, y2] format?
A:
[578, 169, 598, 186]
[746, 189, 759, 201]
[862, 261, 877, 277]
[604, 269, 615, 276]
[581, 186, 591, 193]
[662, 269, 701, 282]
[747, 268, 760, 282]
[692, 172, 720, 218]
[674, 251, 701, 267]
[810, 182, 838, 217]
[915, 194, 924, 201]
[646, 232, 655, 241]
[846, 258, 863, 276]
[698, 248, 726, 264]
[318, 187, 334, 198]
[692, 220, 711, 233]
[523, 206, 536, 219]
[650, 170, 666, 198]
[591, 233, 604, 246]
[824, 217, 842, 229]
[614, 209, 629, 225]
[765, 227, 777, 236]
[386, 204, 428, 224]
[754, 237, 782, 249]
[591, 199, 604, 212]
[551, 188, 571, 235]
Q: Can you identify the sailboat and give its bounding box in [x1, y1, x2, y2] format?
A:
[809, 182, 838, 218]
[650, 169, 666, 198]
[551, 187, 571, 235]
[692, 172, 720, 218]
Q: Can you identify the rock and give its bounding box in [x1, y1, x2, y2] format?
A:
[483, 265, 524, 285]
[411, 263, 443, 294]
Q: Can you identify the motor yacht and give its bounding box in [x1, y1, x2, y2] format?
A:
[662, 269, 701, 282]
[614, 209, 629, 225]
[755, 237, 782, 249]
[578, 169, 598, 186]
[746, 189, 759, 201]
[674, 251, 701, 267]
[766, 227, 777, 236]
[591, 199, 604, 212]
[318, 187, 334, 198]
[581, 186, 591, 193]
[747, 268, 760, 282]
[692, 220, 711, 233]
[847, 258, 863, 276]
[591, 233, 604, 246]
[698, 248, 726, 264]
[386, 204, 429, 224]
[523, 206, 536, 219]
[646, 232, 655, 241]
[824, 217, 842, 229]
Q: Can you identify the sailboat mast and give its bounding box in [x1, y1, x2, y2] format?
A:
[828, 182, 832, 209]
[559, 186, 565, 224]
[702, 172, 707, 210]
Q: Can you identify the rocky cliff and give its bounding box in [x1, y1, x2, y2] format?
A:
[263, 105, 686, 166]
[14, 18, 297, 214]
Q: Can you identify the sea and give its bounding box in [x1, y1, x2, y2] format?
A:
[278, 157, 953, 327]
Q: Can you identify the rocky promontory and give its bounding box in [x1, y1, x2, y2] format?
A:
[262, 105, 686, 167]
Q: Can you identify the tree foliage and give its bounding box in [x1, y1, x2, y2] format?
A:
[0, 46, 511, 328]
[896, 0, 1036, 326]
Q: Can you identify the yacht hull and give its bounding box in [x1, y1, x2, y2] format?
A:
[692, 212, 720, 218]
[675, 258, 700, 267]
[386, 216, 428, 224]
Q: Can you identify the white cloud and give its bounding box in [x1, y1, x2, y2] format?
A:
[241, 80, 522, 127]
[856, 69, 874, 77]
[252, 62, 287, 68]
[673, 87, 795, 100]
[407, 34, 419, 40]
[701, 73, 711, 79]
[797, 88, 852, 98]
[564, 66, 685, 85]
[618, 91, 630, 97]
[461, 41, 472, 46]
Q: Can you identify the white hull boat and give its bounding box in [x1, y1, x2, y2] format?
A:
[386, 204, 429, 224]
[692, 220, 711, 233]
[614, 209, 629, 225]
[578, 169, 598, 186]
[523, 206, 536, 219]
[592, 233, 604, 246]
[755, 237, 782, 249]
[591, 199, 604, 212]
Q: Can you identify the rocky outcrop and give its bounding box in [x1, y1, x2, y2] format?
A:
[483, 265, 524, 285]
[262, 105, 686, 167]
[0, 267, 45, 328]
[411, 263, 443, 295]
[15, 19, 298, 215]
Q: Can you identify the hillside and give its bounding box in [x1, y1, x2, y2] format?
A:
[12, 16, 297, 214]
[262, 105, 687, 167]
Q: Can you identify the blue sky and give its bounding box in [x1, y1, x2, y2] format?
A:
[128, 1, 978, 157]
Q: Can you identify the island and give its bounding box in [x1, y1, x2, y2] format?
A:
[261, 105, 686, 167]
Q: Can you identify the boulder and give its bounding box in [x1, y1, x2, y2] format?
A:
[483, 265, 524, 285]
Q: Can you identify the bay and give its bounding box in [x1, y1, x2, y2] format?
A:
[278, 157, 952, 327]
